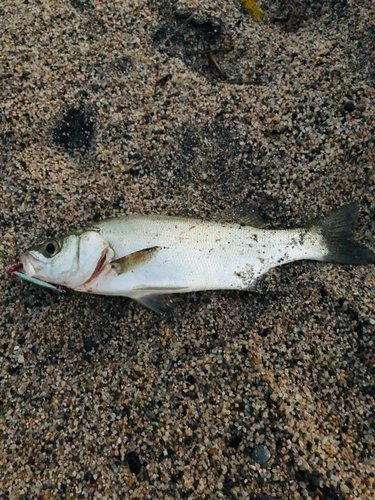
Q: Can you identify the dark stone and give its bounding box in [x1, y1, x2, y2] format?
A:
[83, 471, 96, 484]
[186, 375, 196, 384]
[259, 327, 270, 337]
[7, 365, 20, 376]
[125, 451, 142, 475]
[157, 74, 172, 86]
[251, 445, 271, 465]
[296, 469, 345, 499]
[344, 101, 355, 113]
[228, 435, 242, 449]
[83, 339, 99, 353]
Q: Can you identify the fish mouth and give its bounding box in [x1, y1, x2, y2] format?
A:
[9, 263, 23, 273]
[20, 252, 38, 277]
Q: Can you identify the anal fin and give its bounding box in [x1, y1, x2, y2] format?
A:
[131, 287, 191, 313]
[135, 294, 172, 314]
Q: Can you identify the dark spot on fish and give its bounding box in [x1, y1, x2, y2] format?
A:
[299, 232, 305, 246]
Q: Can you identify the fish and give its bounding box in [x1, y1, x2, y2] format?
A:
[17, 202, 375, 313]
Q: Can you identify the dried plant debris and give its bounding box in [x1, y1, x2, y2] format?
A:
[200, 45, 264, 84]
[238, 0, 264, 21]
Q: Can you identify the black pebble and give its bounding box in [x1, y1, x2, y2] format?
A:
[83, 339, 99, 353]
[157, 74, 172, 86]
[186, 375, 196, 384]
[344, 101, 355, 113]
[251, 445, 271, 464]
[228, 435, 242, 449]
[125, 451, 142, 475]
[84, 471, 96, 484]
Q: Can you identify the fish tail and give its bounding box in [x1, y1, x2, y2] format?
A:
[305, 203, 375, 266]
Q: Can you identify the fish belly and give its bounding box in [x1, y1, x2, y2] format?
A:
[91, 246, 255, 296]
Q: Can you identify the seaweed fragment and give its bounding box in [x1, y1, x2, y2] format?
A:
[200, 46, 263, 85]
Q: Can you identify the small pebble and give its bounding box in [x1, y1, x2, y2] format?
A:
[251, 445, 271, 465]
[344, 101, 355, 113]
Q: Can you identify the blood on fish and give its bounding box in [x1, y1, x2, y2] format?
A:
[83, 249, 108, 290]
[9, 264, 23, 273]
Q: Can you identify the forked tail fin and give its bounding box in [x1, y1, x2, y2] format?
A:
[305, 203, 375, 266]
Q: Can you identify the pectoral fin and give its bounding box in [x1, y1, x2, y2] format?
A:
[111, 246, 162, 275]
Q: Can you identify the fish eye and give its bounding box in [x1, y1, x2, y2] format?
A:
[43, 240, 60, 258]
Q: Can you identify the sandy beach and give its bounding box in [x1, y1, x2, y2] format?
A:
[1, 0, 374, 498]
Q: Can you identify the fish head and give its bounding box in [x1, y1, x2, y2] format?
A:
[21, 230, 114, 288]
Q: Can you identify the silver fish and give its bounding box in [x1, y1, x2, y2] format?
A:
[19, 203, 375, 312]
